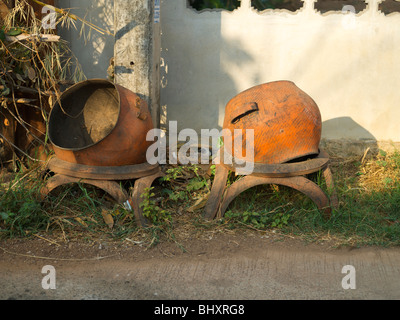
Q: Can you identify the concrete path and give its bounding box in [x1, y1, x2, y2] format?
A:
[1, 236, 400, 300]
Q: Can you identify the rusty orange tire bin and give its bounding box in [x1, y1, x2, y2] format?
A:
[223, 80, 322, 164]
[48, 79, 153, 166]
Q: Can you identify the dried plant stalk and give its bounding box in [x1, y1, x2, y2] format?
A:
[0, 0, 108, 169]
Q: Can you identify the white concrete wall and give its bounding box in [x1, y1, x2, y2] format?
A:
[55, 0, 400, 144]
[160, 0, 400, 143]
[56, 0, 114, 79]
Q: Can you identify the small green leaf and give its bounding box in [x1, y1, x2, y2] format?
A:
[379, 149, 387, 157]
[0, 212, 9, 220]
[0, 29, 5, 41]
[7, 28, 22, 36]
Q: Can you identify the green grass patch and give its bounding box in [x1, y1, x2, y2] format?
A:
[1, 151, 400, 248]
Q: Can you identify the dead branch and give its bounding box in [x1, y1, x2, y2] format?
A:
[5, 33, 60, 43]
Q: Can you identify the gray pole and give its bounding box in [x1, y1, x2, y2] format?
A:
[114, 0, 161, 129]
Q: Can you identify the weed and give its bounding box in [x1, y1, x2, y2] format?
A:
[209, 164, 216, 177]
[225, 203, 294, 230]
[0, 172, 48, 238]
[161, 164, 210, 203]
[162, 164, 203, 182]
[271, 211, 292, 229]
[162, 166, 185, 182]
[186, 177, 208, 192]
[163, 188, 187, 202]
[140, 187, 171, 225]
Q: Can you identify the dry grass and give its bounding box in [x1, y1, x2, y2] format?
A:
[2, 146, 400, 249]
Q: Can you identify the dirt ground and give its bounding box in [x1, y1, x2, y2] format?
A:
[1, 231, 400, 300]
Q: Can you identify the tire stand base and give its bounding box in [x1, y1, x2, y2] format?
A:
[203, 149, 339, 220]
[40, 157, 164, 227]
